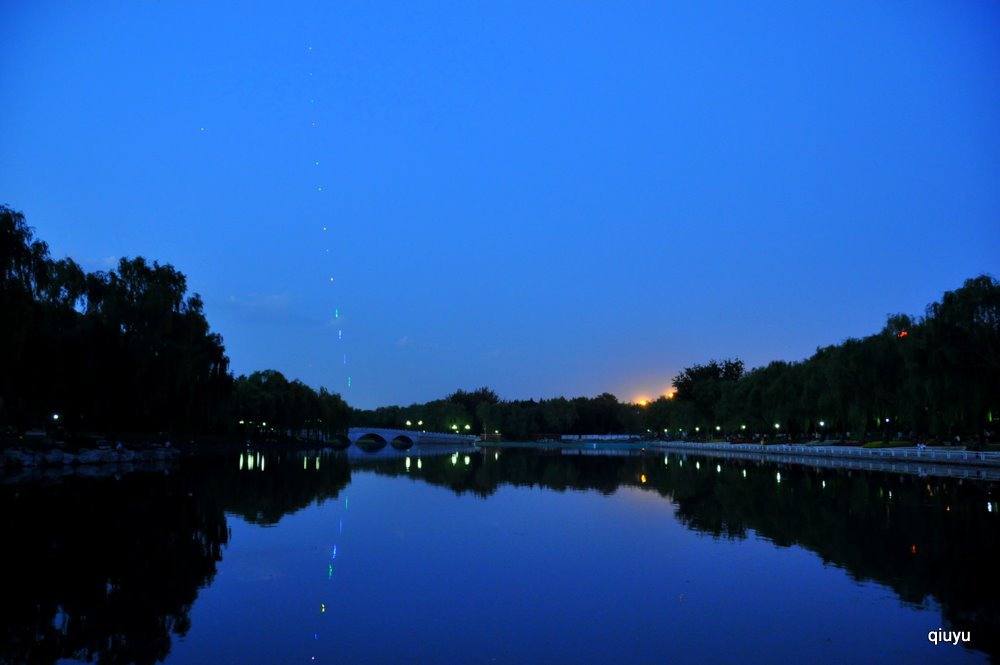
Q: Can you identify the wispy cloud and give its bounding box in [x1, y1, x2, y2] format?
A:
[216, 292, 308, 325]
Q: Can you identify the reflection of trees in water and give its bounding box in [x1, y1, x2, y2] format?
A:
[0, 453, 352, 665]
[358, 451, 628, 498]
[661, 458, 1000, 661]
[2, 451, 993, 663]
[0, 470, 227, 665]
[203, 451, 351, 525]
[364, 450, 1000, 661]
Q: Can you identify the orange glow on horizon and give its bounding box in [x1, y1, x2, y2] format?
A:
[634, 389, 676, 404]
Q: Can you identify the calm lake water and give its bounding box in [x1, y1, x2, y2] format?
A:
[2, 446, 998, 664]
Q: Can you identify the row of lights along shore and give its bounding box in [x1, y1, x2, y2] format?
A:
[670, 420, 837, 434]
[401, 420, 474, 432]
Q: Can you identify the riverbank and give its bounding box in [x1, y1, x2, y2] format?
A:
[1, 442, 180, 468]
[650, 440, 1000, 482]
[653, 439, 1000, 467]
[476, 438, 1000, 480]
[0, 433, 350, 481]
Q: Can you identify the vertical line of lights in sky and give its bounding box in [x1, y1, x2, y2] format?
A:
[308, 41, 351, 393]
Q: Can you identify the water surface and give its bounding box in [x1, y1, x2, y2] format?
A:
[2, 448, 996, 664]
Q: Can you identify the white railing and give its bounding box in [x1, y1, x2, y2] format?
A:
[654, 441, 1000, 467]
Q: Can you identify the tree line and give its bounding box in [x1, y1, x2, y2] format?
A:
[642, 276, 998, 440]
[355, 278, 999, 441]
[3, 204, 997, 440]
[0, 205, 348, 438]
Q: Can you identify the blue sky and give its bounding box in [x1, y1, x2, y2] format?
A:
[2, 1, 998, 408]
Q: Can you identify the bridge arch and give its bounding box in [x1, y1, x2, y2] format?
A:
[390, 435, 414, 450]
[355, 432, 387, 453]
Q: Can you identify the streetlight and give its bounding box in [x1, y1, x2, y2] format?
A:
[405, 420, 412, 427]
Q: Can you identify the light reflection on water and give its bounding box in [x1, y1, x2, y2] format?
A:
[2, 448, 996, 664]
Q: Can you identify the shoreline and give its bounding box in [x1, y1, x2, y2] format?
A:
[651, 439, 1000, 467]
[478, 439, 1000, 480]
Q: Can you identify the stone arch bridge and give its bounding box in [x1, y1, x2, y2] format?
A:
[339, 427, 478, 453]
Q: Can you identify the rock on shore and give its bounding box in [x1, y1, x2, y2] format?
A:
[2, 444, 180, 469]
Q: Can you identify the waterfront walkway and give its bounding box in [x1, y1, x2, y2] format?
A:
[650, 440, 1000, 481]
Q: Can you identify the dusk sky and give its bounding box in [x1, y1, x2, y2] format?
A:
[2, 1, 998, 409]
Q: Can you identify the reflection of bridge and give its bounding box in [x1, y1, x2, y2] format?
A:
[346, 427, 478, 452]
